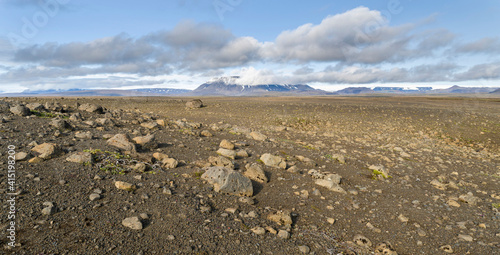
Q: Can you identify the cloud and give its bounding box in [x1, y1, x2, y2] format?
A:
[453, 62, 500, 81]
[260, 7, 450, 64]
[455, 37, 500, 54]
[2, 7, 500, 92]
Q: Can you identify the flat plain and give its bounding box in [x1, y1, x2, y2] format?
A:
[1, 95, 499, 254]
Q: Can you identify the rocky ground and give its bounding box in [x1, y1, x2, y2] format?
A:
[0, 96, 499, 255]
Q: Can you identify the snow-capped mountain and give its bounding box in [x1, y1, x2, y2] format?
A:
[188, 76, 329, 96]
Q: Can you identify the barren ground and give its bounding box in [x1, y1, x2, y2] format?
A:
[1, 96, 499, 255]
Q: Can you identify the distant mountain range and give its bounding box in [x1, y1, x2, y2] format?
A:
[0, 78, 498, 97]
[184, 76, 330, 96]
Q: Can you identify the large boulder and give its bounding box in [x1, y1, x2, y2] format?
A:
[201, 166, 253, 196]
[107, 134, 136, 152]
[31, 143, 60, 159]
[26, 103, 46, 112]
[260, 153, 286, 169]
[10, 105, 30, 116]
[78, 103, 103, 114]
[186, 99, 203, 109]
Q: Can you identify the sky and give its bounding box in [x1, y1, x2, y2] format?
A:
[1, 0, 500, 93]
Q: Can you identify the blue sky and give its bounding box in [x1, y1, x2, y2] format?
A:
[1, 0, 500, 92]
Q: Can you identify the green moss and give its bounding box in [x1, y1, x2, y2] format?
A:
[492, 203, 500, 209]
[192, 171, 205, 178]
[256, 159, 264, 164]
[372, 169, 391, 179]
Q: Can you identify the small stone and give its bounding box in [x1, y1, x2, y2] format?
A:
[15, 152, 29, 161]
[139, 213, 149, 220]
[167, 235, 175, 240]
[447, 199, 461, 207]
[200, 130, 213, 137]
[59, 180, 66, 185]
[398, 214, 409, 223]
[298, 245, 310, 254]
[267, 210, 293, 227]
[66, 152, 92, 164]
[10, 105, 30, 116]
[244, 163, 268, 183]
[107, 134, 136, 152]
[29, 157, 42, 164]
[277, 230, 290, 239]
[132, 134, 157, 150]
[375, 242, 398, 255]
[122, 217, 143, 230]
[89, 193, 101, 201]
[200, 206, 211, 213]
[417, 228, 427, 237]
[440, 245, 453, 253]
[140, 122, 158, 130]
[162, 158, 178, 169]
[251, 227, 266, 235]
[78, 103, 103, 113]
[31, 143, 60, 159]
[260, 153, 286, 169]
[266, 226, 277, 234]
[327, 218, 335, 224]
[115, 181, 136, 191]
[249, 131, 267, 141]
[152, 152, 169, 161]
[238, 197, 255, 205]
[217, 148, 236, 159]
[459, 192, 481, 205]
[458, 234, 473, 242]
[201, 166, 253, 196]
[236, 150, 249, 158]
[186, 99, 203, 109]
[42, 206, 55, 215]
[219, 139, 235, 150]
[353, 234, 372, 248]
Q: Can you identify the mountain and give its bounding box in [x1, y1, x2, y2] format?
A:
[336, 87, 373, 95]
[187, 76, 330, 96]
[431, 85, 497, 94]
[0, 88, 191, 97]
[489, 88, 500, 94]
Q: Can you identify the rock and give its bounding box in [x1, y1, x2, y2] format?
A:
[162, 158, 178, 169]
[277, 230, 290, 239]
[327, 218, 336, 224]
[244, 163, 268, 183]
[115, 181, 136, 191]
[260, 153, 286, 169]
[315, 174, 345, 193]
[132, 134, 157, 150]
[78, 103, 103, 113]
[44, 102, 63, 112]
[69, 112, 83, 121]
[122, 217, 143, 230]
[447, 199, 461, 207]
[298, 245, 310, 254]
[96, 118, 115, 126]
[152, 152, 169, 161]
[15, 152, 29, 161]
[375, 242, 398, 255]
[236, 149, 249, 158]
[208, 156, 234, 169]
[29, 157, 43, 163]
[440, 245, 453, 253]
[200, 130, 213, 137]
[132, 163, 147, 172]
[330, 154, 346, 164]
[10, 105, 30, 116]
[458, 234, 473, 242]
[219, 139, 235, 150]
[42, 206, 56, 215]
[251, 227, 266, 235]
[398, 214, 409, 223]
[75, 131, 93, 139]
[26, 103, 46, 112]
[249, 131, 267, 141]
[186, 99, 203, 109]
[369, 165, 391, 179]
[217, 148, 237, 159]
[89, 193, 101, 201]
[238, 197, 255, 205]
[201, 166, 253, 196]
[267, 210, 293, 227]
[31, 143, 60, 159]
[66, 152, 93, 164]
[200, 206, 212, 213]
[353, 234, 372, 248]
[107, 134, 136, 152]
[141, 122, 158, 130]
[459, 192, 481, 205]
